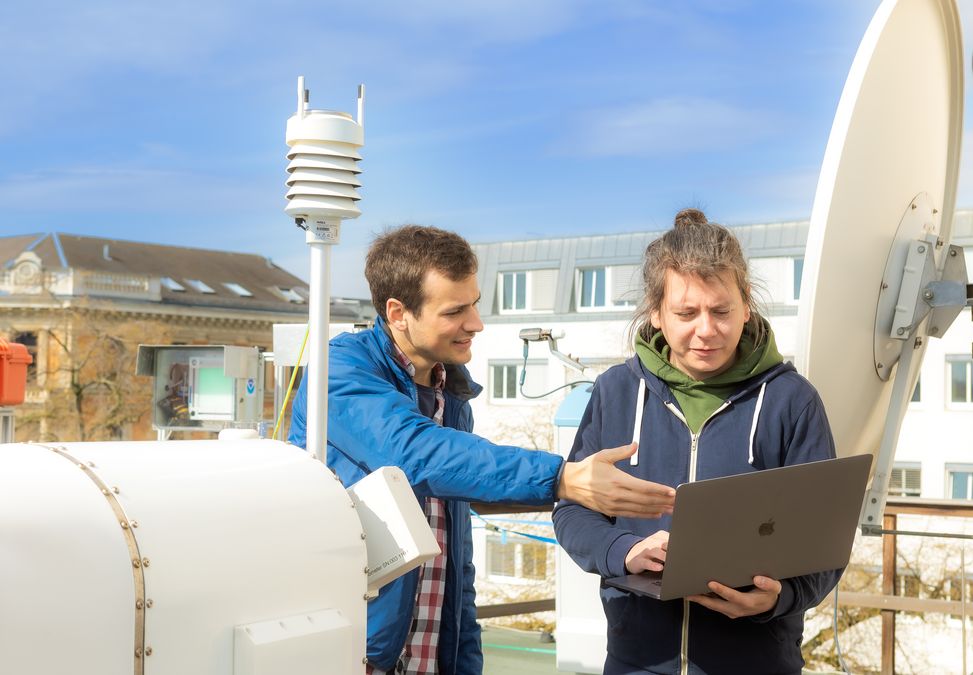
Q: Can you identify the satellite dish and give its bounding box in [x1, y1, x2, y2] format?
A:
[796, 0, 965, 532]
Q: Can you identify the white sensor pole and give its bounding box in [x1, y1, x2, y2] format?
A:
[284, 78, 364, 460]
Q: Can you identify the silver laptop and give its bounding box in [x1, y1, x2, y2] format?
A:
[604, 454, 872, 601]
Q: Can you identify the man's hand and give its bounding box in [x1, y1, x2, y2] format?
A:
[687, 575, 782, 619]
[557, 443, 675, 518]
[625, 530, 669, 573]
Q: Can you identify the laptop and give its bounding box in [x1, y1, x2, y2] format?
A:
[604, 454, 872, 601]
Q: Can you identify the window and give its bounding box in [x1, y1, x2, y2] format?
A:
[490, 361, 547, 401]
[889, 463, 921, 497]
[485, 534, 549, 580]
[947, 465, 973, 500]
[271, 287, 306, 303]
[486, 535, 516, 577]
[520, 541, 549, 580]
[576, 265, 639, 311]
[500, 272, 527, 311]
[12, 331, 37, 384]
[184, 279, 216, 294]
[578, 267, 606, 308]
[749, 256, 803, 304]
[793, 257, 804, 300]
[222, 282, 253, 297]
[492, 364, 517, 400]
[947, 356, 973, 407]
[161, 276, 186, 292]
[497, 269, 557, 314]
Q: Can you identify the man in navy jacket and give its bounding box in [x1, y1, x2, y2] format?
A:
[289, 225, 675, 674]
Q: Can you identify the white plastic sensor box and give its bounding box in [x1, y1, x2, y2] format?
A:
[347, 466, 441, 595]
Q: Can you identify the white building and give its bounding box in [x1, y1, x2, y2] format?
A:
[465, 210, 973, 594]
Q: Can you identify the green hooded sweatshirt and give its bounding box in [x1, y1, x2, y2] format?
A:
[635, 318, 783, 434]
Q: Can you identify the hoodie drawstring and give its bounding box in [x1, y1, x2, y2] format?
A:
[631, 378, 646, 466]
[748, 382, 767, 465]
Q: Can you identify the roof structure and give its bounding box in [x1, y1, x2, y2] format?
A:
[0, 232, 373, 321]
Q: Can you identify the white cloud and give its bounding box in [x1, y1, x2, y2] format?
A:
[553, 97, 777, 157]
[0, 165, 273, 215]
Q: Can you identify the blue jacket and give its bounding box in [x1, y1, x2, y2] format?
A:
[289, 319, 564, 673]
[553, 356, 840, 675]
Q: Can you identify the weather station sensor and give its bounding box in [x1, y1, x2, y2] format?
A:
[285, 76, 364, 462]
[794, 0, 969, 535]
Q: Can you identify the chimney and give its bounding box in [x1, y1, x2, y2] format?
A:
[103, 244, 113, 262]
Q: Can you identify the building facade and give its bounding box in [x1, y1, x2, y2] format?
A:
[0, 232, 373, 441]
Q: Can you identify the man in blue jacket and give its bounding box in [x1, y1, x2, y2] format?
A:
[289, 225, 675, 674]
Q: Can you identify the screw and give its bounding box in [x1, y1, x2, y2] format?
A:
[951, 248, 958, 257]
[363, 593, 370, 600]
[918, 245, 926, 253]
[135, 648, 143, 658]
[130, 521, 139, 528]
[923, 290, 933, 300]
[360, 532, 367, 540]
[146, 599, 154, 608]
[868, 515, 874, 521]
[934, 208, 939, 214]
[877, 363, 884, 370]
[145, 647, 153, 656]
[911, 203, 917, 210]
[87, 461, 95, 467]
[881, 282, 889, 289]
[931, 326, 940, 335]
[871, 498, 877, 503]
[364, 566, 370, 574]
[120, 521, 129, 529]
[136, 600, 144, 609]
[142, 558, 150, 567]
[112, 487, 120, 494]
[133, 559, 141, 568]
[896, 327, 906, 336]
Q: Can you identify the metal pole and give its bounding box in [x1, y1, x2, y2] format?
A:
[962, 545, 967, 675]
[881, 513, 897, 674]
[306, 242, 331, 461]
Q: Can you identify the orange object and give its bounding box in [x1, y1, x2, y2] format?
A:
[0, 339, 32, 406]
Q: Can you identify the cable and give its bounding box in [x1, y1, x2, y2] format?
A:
[272, 323, 310, 440]
[471, 509, 558, 545]
[517, 341, 593, 399]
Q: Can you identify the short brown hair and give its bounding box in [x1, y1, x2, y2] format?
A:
[365, 225, 478, 320]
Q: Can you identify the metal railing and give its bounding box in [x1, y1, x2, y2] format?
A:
[472, 497, 973, 675]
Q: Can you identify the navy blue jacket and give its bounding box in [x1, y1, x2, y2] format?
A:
[289, 319, 564, 673]
[553, 356, 840, 675]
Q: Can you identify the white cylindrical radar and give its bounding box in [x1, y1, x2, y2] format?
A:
[285, 77, 364, 461]
[0, 439, 367, 675]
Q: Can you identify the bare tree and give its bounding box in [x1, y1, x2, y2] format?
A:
[15, 312, 171, 442]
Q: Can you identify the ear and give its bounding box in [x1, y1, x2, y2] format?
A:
[386, 298, 408, 331]
[650, 310, 661, 330]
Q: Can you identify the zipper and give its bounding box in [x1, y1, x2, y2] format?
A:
[664, 400, 729, 675]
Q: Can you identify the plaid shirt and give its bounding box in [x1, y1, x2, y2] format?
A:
[368, 345, 448, 674]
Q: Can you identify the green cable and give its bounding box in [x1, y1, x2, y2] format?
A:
[481, 643, 556, 655]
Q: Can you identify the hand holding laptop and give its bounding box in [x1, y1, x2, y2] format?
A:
[687, 576, 782, 619]
[625, 530, 669, 573]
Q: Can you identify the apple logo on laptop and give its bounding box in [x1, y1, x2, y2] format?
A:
[758, 518, 775, 536]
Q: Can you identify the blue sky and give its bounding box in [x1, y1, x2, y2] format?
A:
[1, 1, 970, 297]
